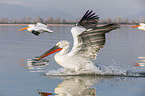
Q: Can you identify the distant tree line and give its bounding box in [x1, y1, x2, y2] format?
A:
[0, 16, 144, 24]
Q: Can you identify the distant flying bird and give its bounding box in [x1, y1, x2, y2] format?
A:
[36, 10, 120, 72]
[132, 56, 145, 67]
[132, 63, 145, 67]
[131, 23, 145, 31]
[19, 23, 53, 36]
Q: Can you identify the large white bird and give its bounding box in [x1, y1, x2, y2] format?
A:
[36, 10, 120, 73]
[131, 23, 145, 31]
[19, 23, 53, 36]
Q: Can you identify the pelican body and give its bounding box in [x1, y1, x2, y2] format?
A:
[131, 23, 145, 31]
[19, 23, 53, 36]
[37, 10, 120, 72]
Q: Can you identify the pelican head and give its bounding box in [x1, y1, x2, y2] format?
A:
[37, 40, 70, 60]
[18, 24, 35, 32]
[56, 40, 70, 50]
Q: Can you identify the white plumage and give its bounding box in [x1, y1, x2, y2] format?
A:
[19, 23, 53, 36]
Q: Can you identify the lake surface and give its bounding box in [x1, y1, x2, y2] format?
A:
[0, 25, 145, 96]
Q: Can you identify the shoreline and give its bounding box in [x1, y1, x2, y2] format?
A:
[0, 24, 135, 26]
[0, 24, 74, 26]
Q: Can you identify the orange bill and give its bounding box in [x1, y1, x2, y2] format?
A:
[132, 64, 141, 66]
[132, 63, 145, 66]
[18, 27, 29, 31]
[37, 46, 62, 61]
[130, 25, 140, 28]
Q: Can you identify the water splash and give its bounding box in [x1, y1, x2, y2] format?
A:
[99, 65, 126, 76]
[45, 61, 145, 77]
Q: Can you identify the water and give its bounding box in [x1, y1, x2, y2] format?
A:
[0, 25, 145, 96]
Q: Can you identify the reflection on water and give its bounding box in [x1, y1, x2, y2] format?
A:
[26, 57, 49, 67]
[49, 76, 125, 96]
[20, 58, 49, 72]
[37, 89, 53, 96]
[54, 77, 97, 96]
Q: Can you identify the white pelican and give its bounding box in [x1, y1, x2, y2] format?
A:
[19, 22, 53, 36]
[132, 63, 145, 67]
[132, 56, 145, 67]
[131, 23, 145, 31]
[36, 10, 120, 72]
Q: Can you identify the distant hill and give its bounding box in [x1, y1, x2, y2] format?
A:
[0, 3, 76, 20]
[125, 10, 145, 20]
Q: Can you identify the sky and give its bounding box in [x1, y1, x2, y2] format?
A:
[0, 0, 145, 19]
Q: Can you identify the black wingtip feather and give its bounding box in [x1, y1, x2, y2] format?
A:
[31, 30, 40, 36]
[76, 10, 99, 29]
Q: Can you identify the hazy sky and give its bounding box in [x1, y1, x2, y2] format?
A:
[0, 0, 145, 19]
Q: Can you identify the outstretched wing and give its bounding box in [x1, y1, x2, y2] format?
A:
[76, 23, 120, 59]
[76, 10, 99, 29]
[33, 23, 53, 33]
[69, 10, 119, 59]
[36, 23, 47, 28]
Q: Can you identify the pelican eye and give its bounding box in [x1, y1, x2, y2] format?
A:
[57, 44, 60, 46]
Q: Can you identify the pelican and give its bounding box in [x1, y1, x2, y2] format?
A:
[36, 10, 120, 73]
[132, 56, 145, 67]
[132, 63, 145, 67]
[19, 22, 53, 36]
[131, 23, 145, 31]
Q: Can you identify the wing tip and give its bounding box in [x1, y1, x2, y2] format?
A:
[105, 23, 120, 29]
[31, 30, 40, 36]
[76, 10, 99, 28]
